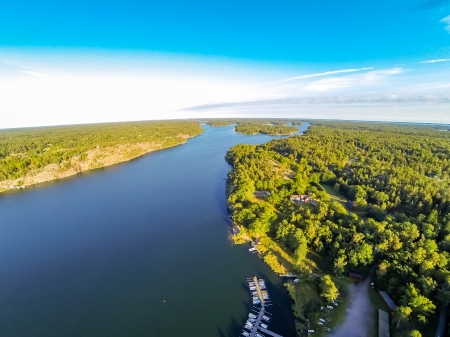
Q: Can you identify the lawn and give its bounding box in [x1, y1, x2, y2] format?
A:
[321, 183, 347, 206]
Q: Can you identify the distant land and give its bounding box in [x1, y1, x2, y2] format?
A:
[0, 119, 303, 192]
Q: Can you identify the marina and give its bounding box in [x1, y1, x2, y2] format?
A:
[241, 276, 284, 337]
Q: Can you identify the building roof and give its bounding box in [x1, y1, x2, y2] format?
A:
[379, 291, 397, 311]
[378, 309, 390, 337]
[349, 271, 363, 279]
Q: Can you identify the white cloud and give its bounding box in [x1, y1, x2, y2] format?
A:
[20, 70, 55, 79]
[272, 67, 373, 84]
[0, 64, 271, 129]
[419, 58, 450, 63]
[305, 68, 404, 92]
[441, 15, 450, 32]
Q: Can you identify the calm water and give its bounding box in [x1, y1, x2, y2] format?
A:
[0, 123, 309, 337]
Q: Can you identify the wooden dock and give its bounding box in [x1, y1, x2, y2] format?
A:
[248, 276, 284, 337]
[259, 327, 284, 337]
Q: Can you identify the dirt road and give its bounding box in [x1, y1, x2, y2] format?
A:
[330, 274, 375, 337]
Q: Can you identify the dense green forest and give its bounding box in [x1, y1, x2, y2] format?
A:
[235, 122, 299, 135]
[206, 119, 302, 135]
[0, 120, 202, 182]
[226, 121, 450, 337]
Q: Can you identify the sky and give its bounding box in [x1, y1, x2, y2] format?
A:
[1, 0, 450, 128]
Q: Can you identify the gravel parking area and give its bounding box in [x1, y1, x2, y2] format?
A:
[330, 275, 375, 337]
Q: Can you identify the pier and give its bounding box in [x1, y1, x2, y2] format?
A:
[258, 327, 284, 337]
[244, 276, 284, 337]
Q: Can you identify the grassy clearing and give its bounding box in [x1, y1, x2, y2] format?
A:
[321, 183, 347, 206]
[258, 236, 294, 271]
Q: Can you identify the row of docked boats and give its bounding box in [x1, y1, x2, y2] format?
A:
[241, 312, 271, 337]
[241, 277, 272, 336]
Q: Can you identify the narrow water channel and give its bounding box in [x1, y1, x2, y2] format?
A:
[0, 123, 309, 337]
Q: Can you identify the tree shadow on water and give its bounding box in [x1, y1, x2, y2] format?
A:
[218, 315, 245, 337]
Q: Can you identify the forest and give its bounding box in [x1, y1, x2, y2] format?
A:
[226, 121, 450, 337]
[0, 120, 203, 183]
[205, 119, 302, 135]
[235, 122, 299, 135]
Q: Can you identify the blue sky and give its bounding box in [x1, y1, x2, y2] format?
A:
[1, 0, 450, 127]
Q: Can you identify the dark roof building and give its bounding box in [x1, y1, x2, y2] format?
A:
[349, 271, 363, 280]
[379, 291, 397, 311]
[379, 309, 390, 337]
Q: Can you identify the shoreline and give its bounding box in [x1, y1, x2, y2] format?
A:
[0, 134, 200, 193]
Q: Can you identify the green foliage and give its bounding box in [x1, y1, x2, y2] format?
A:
[226, 121, 450, 335]
[320, 275, 339, 302]
[232, 203, 276, 235]
[401, 283, 436, 323]
[285, 281, 321, 336]
[235, 122, 298, 135]
[0, 120, 203, 182]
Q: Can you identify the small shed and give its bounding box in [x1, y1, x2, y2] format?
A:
[378, 309, 390, 337]
[349, 272, 363, 280]
[379, 291, 397, 311]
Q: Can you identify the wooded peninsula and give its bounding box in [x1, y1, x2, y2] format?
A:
[226, 121, 450, 337]
[207, 119, 302, 135]
[0, 120, 203, 192]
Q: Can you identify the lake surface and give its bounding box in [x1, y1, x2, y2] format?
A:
[0, 123, 309, 337]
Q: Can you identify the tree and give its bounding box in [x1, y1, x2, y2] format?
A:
[401, 283, 435, 323]
[320, 275, 339, 302]
[333, 255, 347, 275]
[408, 330, 422, 337]
[393, 306, 411, 328]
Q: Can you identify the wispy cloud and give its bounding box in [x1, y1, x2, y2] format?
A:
[418, 58, 450, 63]
[20, 70, 55, 79]
[441, 15, 450, 32]
[272, 67, 374, 84]
[184, 93, 450, 111]
[305, 68, 403, 92]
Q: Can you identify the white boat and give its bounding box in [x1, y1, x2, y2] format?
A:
[249, 286, 256, 290]
[246, 321, 253, 326]
[248, 313, 257, 318]
[249, 318, 256, 323]
[260, 323, 268, 329]
[242, 332, 250, 337]
[262, 315, 270, 321]
[249, 248, 257, 252]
